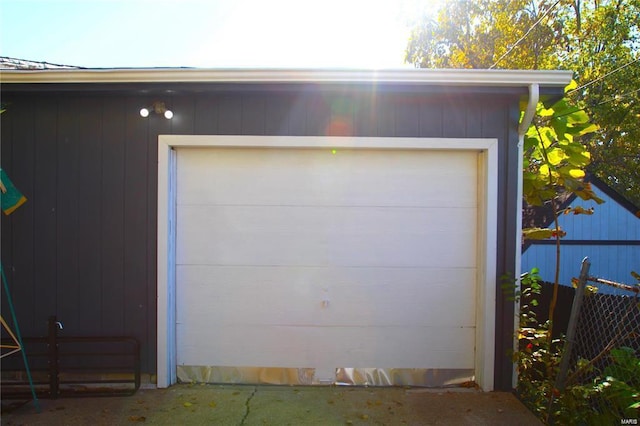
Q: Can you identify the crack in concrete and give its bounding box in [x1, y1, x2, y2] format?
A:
[239, 386, 258, 425]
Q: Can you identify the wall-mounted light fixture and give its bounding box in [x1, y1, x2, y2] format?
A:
[140, 101, 173, 119]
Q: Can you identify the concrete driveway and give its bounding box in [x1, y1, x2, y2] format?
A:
[1, 384, 541, 425]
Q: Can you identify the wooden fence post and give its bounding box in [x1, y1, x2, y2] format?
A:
[554, 257, 591, 391]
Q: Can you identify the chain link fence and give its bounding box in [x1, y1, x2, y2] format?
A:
[555, 258, 640, 421]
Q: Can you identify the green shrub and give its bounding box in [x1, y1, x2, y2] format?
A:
[512, 270, 640, 424]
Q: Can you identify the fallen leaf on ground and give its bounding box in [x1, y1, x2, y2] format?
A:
[128, 415, 146, 422]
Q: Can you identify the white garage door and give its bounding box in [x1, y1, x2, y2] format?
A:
[173, 143, 481, 386]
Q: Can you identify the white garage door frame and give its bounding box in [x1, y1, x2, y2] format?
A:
[157, 135, 498, 390]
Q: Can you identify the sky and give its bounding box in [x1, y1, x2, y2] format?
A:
[0, 0, 435, 69]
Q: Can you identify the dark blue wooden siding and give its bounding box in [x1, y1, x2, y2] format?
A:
[1, 86, 521, 390]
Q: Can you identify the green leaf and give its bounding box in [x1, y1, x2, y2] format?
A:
[539, 164, 550, 177]
[568, 168, 585, 179]
[523, 228, 555, 240]
[565, 109, 591, 125]
[560, 141, 590, 155]
[566, 151, 591, 168]
[538, 107, 555, 117]
[540, 128, 556, 148]
[547, 148, 567, 165]
[564, 80, 578, 92]
[551, 118, 568, 139]
[524, 136, 538, 152]
[574, 123, 599, 136]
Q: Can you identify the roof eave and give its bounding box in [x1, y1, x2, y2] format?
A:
[0, 68, 574, 87]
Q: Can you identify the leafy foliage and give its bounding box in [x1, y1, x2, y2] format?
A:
[520, 82, 603, 342]
[509, 269, 563, 420]
[405, 0, 560, 69]
[405, 0, 640, 205]
[511, 271, 640, 424]
[522, 81, 604, 209]
[406, 4, 640, 421]
[562, 0, 640, 207]
[553, 347, 640, 424]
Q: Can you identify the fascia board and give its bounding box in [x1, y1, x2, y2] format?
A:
[0, 68, 573, 87]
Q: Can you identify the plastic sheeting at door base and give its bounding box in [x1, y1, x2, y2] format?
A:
[176, 366, 474, 387]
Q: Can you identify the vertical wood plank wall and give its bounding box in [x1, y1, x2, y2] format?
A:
[0, 88, 519, 390]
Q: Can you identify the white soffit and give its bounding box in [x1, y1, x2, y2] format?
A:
[0, 68, 573, 87]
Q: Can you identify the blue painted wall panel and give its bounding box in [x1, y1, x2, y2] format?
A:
[522, 181, 640, 294]
[558, 185, 640, 240]
[523, 244, 640, 290]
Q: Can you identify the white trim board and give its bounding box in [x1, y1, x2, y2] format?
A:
[157, 135, 498, 390]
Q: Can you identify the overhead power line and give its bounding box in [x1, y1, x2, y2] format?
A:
[567, 57, 640, 96]
[489, 0, 562, 69]
[552, 87, 640, 119]
[596, 87, 640, 106]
